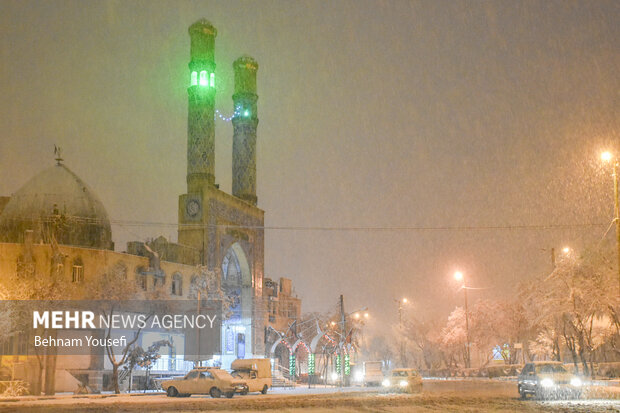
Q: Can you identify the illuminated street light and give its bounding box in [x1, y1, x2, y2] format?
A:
[453, 271, 471, 368]
[601, 151, 620, 296]
[364, 312, 369, 319]
[562, 247, 571, 254]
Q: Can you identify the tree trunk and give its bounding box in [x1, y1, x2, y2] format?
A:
[144, 368, 149, 393]
[128, 367, 133, 393]
[553, 336, 561, 361]
[578, 347, 589, 376]
[44, 332, 57, 395]
[32, 361, 43, 396]
[111, 363, 120, 394]
[44, 353, 57, 395]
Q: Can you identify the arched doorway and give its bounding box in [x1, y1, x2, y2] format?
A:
[220, 242, 252, 365]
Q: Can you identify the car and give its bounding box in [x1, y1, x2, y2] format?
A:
[161, 367, 248, 398]
[381, 368, 423, 393]
[518, 361, 583, 399]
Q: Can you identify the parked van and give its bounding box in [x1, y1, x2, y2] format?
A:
[231, 358, 272, 394]
[363, 361, 384, 386]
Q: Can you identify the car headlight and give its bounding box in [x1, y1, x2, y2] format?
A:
[540, 378, 554, 388]
[399, 380, 408, 387]
[570, 377, 582, 387]
[382, 379, 390, 387]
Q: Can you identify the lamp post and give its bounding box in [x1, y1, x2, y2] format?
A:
[394, 298, 407, 367]
[336, 296, 368, 387]
[454, 271, 471, 368]
[601, 151, 620, 296]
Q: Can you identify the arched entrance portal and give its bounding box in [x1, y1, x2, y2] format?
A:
[220, 242, 253, 367]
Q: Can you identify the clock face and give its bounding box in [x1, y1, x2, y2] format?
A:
[186, 199, 201, 218]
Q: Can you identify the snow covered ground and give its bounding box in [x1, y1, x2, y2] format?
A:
[0, 379, 617, 412]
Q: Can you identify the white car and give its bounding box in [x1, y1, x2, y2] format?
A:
[161, 367, 248, 398]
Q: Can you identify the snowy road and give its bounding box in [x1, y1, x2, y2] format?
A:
[0, 379, 618, 412]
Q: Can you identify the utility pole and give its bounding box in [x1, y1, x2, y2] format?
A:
[463, 284, 471, 369]
[601, 152, 620, 296]
[393, 298, 408, 367]
[339, 294, 345, 388]
[196, 290, 201, 367]
[454, 272, 470, 369]
[613, 161, 620, 296]
[398, 300, 404, 367]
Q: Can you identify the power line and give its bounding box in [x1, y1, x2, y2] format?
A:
[2, 215, 608, 232]
[112, 221, 607, 232]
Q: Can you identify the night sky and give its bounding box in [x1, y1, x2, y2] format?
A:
[1, 1, 618, 330]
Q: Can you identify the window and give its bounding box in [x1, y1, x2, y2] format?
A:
[199, 71, 207, 86]
[72, 258, 84, 283]
[136, 267, 148, 290]
[537, 364, 567, 374]
[16, 255, 35, 278]
[185, 370, 199, 380]
[172, 273, 183, 296]
[521, 364, 533, 375]
[154, 275, 164, 289]
[188, 275, 199, 298]
[222, 249, 241, 284]
[111, 261, 127, 280]
[190, 71, 197, 86]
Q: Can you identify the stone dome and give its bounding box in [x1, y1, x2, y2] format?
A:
[0, 162, 113, 250]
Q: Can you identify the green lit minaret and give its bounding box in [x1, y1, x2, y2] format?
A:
[232, 55, 259, 205]
[187, 19, 217, 192]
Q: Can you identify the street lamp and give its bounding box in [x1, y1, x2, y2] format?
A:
[601, 151, 620, 296]
[454, 271, 471, 368]
[394, 298, 408, 367]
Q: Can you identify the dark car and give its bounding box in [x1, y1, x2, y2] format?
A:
[518, 362, 583, 400]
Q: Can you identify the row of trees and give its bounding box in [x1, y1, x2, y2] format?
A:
[388, 243, 620, 376]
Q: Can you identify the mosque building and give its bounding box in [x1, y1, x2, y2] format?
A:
[0, 19, 301, 393]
